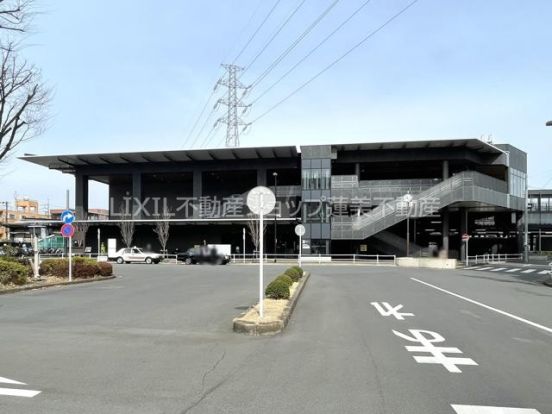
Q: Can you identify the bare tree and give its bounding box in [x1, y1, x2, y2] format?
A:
[117, 203, 134, 248]
[0, 0, 50, 165]
[246, 214, 267, 254]
[0, 1, 34, 32]
[73, 221, 89, 249]
[153, 207, 171, 257]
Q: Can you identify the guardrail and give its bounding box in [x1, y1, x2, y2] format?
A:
[467, 253, 524, 264]
[230, 253, 396, 265]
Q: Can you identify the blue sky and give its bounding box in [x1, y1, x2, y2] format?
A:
[0, 0, 551, 210]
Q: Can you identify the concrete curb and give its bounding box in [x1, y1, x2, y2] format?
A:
[0, 275, 116, 295]
[233, 271, 311, 336]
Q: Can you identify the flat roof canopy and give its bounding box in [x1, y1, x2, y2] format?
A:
[20, 138, 505, 172]
[21, 145, 299, 172]
[333, 138, 504, 153]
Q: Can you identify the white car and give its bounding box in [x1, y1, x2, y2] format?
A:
[114, 247, 162, 264]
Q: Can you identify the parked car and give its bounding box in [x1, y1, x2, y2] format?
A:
[114, 247, 162, 264]
[176, 246, 230, 265]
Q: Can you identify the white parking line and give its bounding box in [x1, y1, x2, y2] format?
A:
[0, 376, 41, 398]
[476, 267, 493, 271]
[538, 270, 549, 275]
[505, 268, 521, 273]
[0, 388, 41, 398]
[521, 269, 536, 274]
[463, 266, 482, 270]
[451, 404, 541, 413]
[490, 268, 507, 272]
[410, 278, 552, 335]
[0, 377, 24, 385]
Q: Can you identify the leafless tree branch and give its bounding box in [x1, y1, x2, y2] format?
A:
[153, 206, 171, 257]
[0, 0, 49, 165]
[117, 202, 135, 248]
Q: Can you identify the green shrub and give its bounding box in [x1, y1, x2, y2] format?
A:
[290, 266, 303, 277]
[284, 267, 302, 282]
[0, 260, 28, 285]
[73, 256, 98, 266]
[265, 279, 290, 299]
[40, 257, 106, 279]
[1, 257, 33, 277]
[97, 262, 113, 276]
[40, 259, 68, 277]
[275, 274, 293, 287]
[74, 262, 98, 278]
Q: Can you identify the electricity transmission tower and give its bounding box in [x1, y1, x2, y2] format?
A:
[214, 64, 250, 147]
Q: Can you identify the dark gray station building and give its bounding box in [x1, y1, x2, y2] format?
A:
[22, 138, 527, 258]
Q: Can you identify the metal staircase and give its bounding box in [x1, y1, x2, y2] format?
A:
[332, 171, 516, 240]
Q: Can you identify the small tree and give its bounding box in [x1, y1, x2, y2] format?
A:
[73, 221, 89, 249]
[246, 214, 267, 254]
[153, 206, 171, 257]
[117, 202, 134, 248]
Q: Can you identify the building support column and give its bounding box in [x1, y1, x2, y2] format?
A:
[354, 162, 360, 179]
[441, 160, 449, 258]
[460, 207, 468, 262]
[193, 170, 202, 219]
[132, 172, 142, 219]
[442, 209, 449, 258]
[75, 173, 89, 220]
[257, 168, 267, 186]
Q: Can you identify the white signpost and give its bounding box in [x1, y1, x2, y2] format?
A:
[242, 227, 246, 264]
[462, 233, 470, 266]
[295, 224, 306, 268]
[246, 186, 276, 319]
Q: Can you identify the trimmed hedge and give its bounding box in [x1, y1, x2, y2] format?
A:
[97, 262, 113, 276]
[284, 267, 302, 282]
[290, 266, 303, 277]
[40, 257, 113, 279]
[265, 278, 290, 300]
[275, 274, 293, 287]
[0, 260, 28, 285]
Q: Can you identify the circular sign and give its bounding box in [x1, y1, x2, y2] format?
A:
[295, 224, 306, 237]
[403, 193, 413, 203]
[61, 209, 75, 224]
[246, 186, 276, 216]
[462, 233, 470, 242]
[61, 223, 75, 238]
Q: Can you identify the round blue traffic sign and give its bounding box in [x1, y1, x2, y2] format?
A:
[61, 223, 75, 238]
[61, 210, 75, 224]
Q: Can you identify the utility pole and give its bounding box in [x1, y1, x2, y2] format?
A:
[214, 64, 250, 147]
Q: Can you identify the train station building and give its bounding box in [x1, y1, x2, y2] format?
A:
[21, 138, 527, 258]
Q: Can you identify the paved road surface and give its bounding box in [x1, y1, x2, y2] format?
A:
[0, 264, 551, 413]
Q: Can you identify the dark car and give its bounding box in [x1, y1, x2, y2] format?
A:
[176, 246, 230, 265]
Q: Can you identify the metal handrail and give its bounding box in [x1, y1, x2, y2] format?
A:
[467, 253, 524, 264]
[230, 253, 396, 265]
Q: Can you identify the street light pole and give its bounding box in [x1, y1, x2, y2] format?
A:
[272, 171, 278, 263]
[403, 194, 413, 257]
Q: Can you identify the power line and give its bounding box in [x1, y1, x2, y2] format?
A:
[243, 0, 308, 74]
[250, 0, 375, 105]
[232, 0, 283, 64]
[248, 0, 342, 90]
[181, 88, 217, 149]
[190, 105, 218, 148]
[250, 0, 419, 124]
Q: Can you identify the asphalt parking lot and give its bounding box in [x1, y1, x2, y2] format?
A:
[0, 263, 551, 413]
